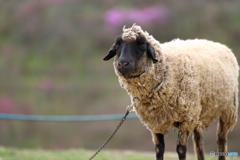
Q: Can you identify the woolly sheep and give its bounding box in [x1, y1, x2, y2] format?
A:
[103, 24, 239, 160]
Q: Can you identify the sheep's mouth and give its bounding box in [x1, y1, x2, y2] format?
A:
[119, 69, 145, 78]
[117, 69, 134, 76]
[116, 61, 146, 78]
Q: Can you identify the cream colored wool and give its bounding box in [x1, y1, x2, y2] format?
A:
[114, 25, 239, 135]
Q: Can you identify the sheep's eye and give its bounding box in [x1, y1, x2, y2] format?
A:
[139, 43, 146, 49]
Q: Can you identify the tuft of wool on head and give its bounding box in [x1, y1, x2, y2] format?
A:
[122, 24, 145, 42]
[122, 24, 153, 41]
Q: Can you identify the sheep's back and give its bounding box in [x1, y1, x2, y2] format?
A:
[161, 39, 238, 127]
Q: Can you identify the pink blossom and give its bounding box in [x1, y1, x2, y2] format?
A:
[104, 7, 125, 27]
[104, 6, 169, 27]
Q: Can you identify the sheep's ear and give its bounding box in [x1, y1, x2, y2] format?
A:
[103, 35, 122, 61]
[103, 44, 117, 61]
[147, 42, 158, 63]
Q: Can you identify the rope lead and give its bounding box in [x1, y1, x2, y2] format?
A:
[89, 110, 130, 160]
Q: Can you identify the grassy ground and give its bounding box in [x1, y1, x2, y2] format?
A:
[0, 147, 239, 160]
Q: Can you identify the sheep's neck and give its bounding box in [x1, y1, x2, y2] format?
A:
[120, 62, 166, 98]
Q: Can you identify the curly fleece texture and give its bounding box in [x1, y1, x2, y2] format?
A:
[114, 24, 239, 134]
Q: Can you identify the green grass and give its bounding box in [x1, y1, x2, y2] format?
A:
[0, 147, 239, 160]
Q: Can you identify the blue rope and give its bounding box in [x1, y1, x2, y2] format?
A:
[0, 113, 138, 122]
[2, 97, 239, 122]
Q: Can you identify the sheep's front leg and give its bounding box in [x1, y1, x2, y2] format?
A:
[151, 132, 165, 160]
[176, 130, 190, 160]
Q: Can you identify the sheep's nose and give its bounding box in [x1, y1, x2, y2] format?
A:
[118, 60, 129, 68]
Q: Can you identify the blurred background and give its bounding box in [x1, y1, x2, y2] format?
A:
[0, 0, 239, 153]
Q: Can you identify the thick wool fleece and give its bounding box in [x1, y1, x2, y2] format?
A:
[114, 25, 239, 134]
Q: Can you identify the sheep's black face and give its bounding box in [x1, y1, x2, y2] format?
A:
[103, 35, 158, 77]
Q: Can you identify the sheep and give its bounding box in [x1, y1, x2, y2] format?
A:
[103, 24, 239, 160]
